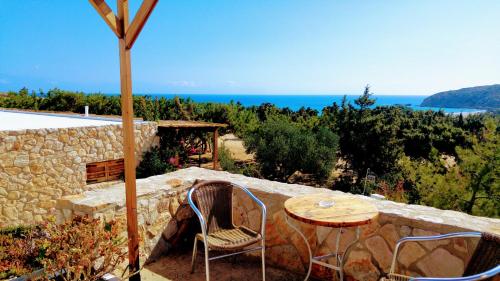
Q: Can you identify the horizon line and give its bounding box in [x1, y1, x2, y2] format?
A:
[104, 92, 431, 96]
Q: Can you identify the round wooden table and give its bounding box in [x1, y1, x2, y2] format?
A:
[284, 194, 379, 281]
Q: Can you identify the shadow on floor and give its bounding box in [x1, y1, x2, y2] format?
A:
[142, 249, 303, 281]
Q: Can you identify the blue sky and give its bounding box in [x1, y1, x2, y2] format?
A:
[0, 0, 499, 95]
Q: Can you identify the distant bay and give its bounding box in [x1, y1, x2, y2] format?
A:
[119, 93, 485, 114]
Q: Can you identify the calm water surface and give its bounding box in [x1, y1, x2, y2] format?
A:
[114, 93, 483, 114]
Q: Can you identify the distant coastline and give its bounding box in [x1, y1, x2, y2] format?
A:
[421, 84, 499, 113]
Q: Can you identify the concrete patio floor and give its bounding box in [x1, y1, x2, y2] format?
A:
[140, 250, 303, 281]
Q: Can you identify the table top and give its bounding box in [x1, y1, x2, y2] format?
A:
[284, 193, 379, 228]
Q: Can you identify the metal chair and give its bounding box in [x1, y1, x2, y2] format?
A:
[386, 232, 500, 281]
[188, 180, 267, 281]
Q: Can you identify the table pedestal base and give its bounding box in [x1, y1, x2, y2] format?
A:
[285, 215, 361, 281]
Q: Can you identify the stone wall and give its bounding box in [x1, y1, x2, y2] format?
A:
[0, 122, 158, 226]
[55, 174, 188, 263]
[54, 168, 499, 280]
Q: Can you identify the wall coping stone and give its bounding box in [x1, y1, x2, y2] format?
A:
[60, 173, 185, 213]
[59, 167, 500, 235]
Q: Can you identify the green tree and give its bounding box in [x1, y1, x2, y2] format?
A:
[337, 89, 403, 187]
[398, 155, 467, 210]
[398, 118, 499, 217]
[456, 118, 499, 216]
[245, 117, 339, 181]
[354, 85, 376, 110]
[226, 102, 260, 137]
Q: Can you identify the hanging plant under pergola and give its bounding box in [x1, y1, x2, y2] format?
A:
[88, 0, 159, 280]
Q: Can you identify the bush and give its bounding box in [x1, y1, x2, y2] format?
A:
[218, 146, 261, 178]
[40, 216, 127, 281]
[219, 146, 238, 173]
[0, 226, 44, 280]
[245, 118, 339, 181]
[0, 216, 126, 281]
[136, 146, 175, 178]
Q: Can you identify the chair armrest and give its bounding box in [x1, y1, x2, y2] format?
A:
[410, 265, 500, 281]
[389, 232, 482, 276]
[188, 187, 208, 239]
[233, 183, 267, 237]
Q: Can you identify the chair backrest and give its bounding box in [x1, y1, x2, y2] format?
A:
[463, 232, 500, 279]
[190, 180, 234, 234]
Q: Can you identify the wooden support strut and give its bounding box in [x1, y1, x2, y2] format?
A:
[126, 0, 158, 49]
[89, 0, 122, 37]
[88, 1, 158, 280]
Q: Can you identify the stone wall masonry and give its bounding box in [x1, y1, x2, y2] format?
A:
[0, 122, 158, 226]
[55, 175, 191, 266]
[55, 167, 499, 281]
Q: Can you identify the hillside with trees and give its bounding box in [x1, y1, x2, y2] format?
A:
[1, 87, 499, 217]
[421, 84, 500, 112]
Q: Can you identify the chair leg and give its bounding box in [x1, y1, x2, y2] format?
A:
[204, 241, 210, 281]
[191, 238, 198, 273]
[261, 240, 266, 281]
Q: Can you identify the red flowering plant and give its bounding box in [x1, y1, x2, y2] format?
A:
[38, 216, 127, 281]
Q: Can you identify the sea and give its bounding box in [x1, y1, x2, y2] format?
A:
[134, 94, 483, 114]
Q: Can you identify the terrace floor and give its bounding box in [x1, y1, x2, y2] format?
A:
[140, 249, 303, 281]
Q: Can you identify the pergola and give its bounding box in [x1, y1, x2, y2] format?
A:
[89, 0, 159, 280]
[157, 120, 228, 170]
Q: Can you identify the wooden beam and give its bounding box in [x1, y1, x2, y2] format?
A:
[125, 0, 158, 49]
[89, 0, 122, 37]
[213, 128, 219, 170]
[117, 1, 141, 280]
[118, 0, 130, 28]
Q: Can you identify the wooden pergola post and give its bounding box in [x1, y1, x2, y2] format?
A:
[213, 128, 219, 170]
[89, 1, 158, 280]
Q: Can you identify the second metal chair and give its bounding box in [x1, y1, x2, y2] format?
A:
[386, 232, 500, 281]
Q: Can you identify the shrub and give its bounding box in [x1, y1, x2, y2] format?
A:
[218, 145, 261, 178]
[218, 146, 238, 173]
[0, 226, 44, 280]
[136, 146, 175, 178]
[245, 118, 339, 181]
[0, 216, 126, 281]
[39, 216, 127, 281]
